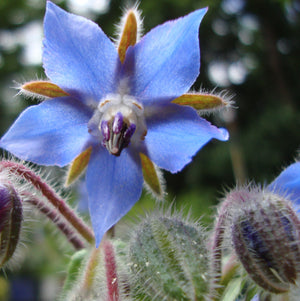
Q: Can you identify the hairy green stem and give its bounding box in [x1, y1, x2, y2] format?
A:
[208, 199, 232, 300]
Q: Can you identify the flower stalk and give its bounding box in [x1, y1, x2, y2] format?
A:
[208, 197, 232, 300]
[103, 240, 120, 301]
[0, 160, 94, 244]
[82, 247, 101, 291]
[23, 192, 85, 250]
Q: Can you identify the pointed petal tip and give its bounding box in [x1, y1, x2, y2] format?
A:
[127, 6, 208, 101]
[268, 161, 300, 204]
[0, 97, 91, 167]
[87, 148, 143, 250]
[145, 105, 229, 173]
[43, 0, 118, 101]
[219, 127, 230, 141]
[95, 236, 101, 248]
[46, 0, 56, 11]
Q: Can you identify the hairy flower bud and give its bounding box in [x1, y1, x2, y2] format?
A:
[229, 188, 300, 294]
[128, 212, 209, 300]
[0, 182, 23, 267]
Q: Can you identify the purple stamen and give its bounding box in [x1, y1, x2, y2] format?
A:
[112, 112, 123, 134]
[101, 115, 137, 156]
[101, 120, 110, 141]
[124, 123, 136, 140]
[101, 140, 107, 148]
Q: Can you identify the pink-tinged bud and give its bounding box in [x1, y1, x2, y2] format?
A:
[0, 182, 23, 267]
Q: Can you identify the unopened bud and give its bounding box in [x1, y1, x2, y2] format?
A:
[128, 212, 209, 300]
[0, 182, 23, 267]
[229, 188, 300, 294]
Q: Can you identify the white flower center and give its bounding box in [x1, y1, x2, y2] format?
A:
[88, 94, 147, 156]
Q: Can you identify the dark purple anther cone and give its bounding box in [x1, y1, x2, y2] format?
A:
[124, 123, 136, 140]
[122, 124, 136, 149]
[112, 112, 123, 134]
[101, 120, 110, 141]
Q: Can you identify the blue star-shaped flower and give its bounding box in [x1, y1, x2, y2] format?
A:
[268, 161, 300, 212]
[0, 2, 229, 245]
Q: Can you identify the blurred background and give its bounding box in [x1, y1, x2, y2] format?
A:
[0, 0, 299, 300]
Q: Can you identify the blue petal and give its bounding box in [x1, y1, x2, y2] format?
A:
[268, 162, 300, 207]
[86, 146, 143, 246]
[250, 295, 259, 301]
[0, 97, 91, 166]
[124, 8, 207, 104]
[43, 2, 119, 101]
[144, 104, 229, 173]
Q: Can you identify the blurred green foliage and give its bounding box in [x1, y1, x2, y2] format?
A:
[0, 0, 299, 298]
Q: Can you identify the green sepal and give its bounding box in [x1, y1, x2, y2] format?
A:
[140, 153, 164, 200]
[22, 81, 69, 98]
[65, 147, 92, 187]
[60, 249, 88, 298]
[172, 93, 229, 111]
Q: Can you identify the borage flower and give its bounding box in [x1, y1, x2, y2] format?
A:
[268, 161, 300, 211]
[0, 2, 229, 245]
